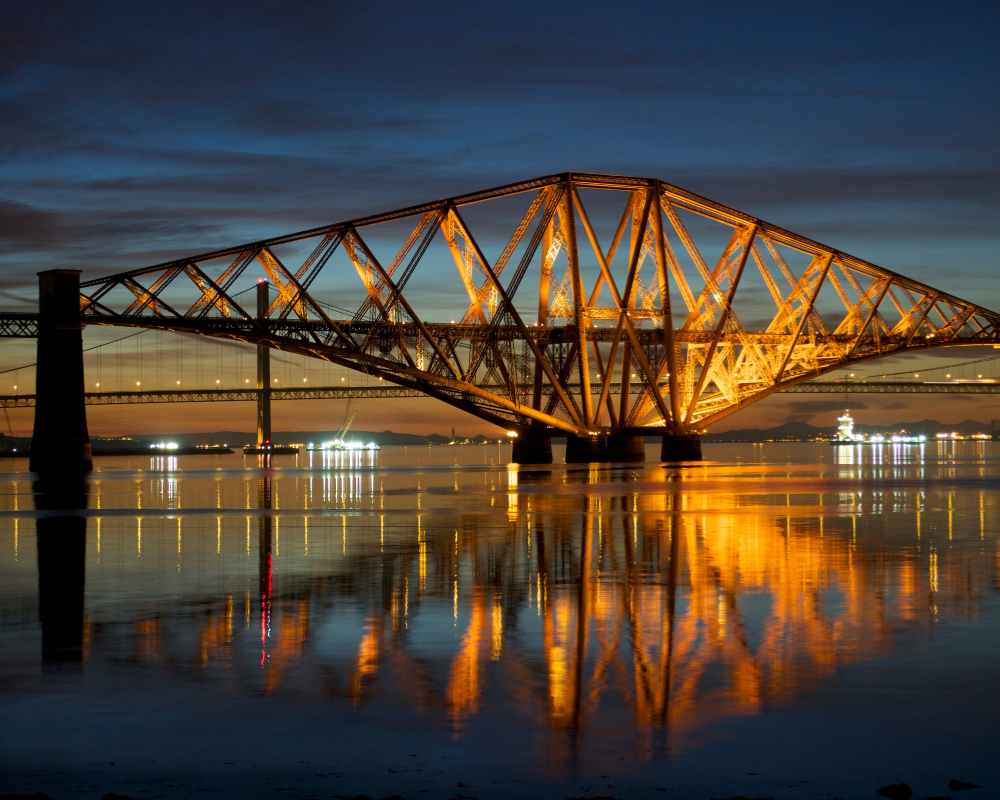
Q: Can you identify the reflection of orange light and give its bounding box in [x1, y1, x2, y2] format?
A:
[545, 593, 576, 725]
[134, 618, 161, 660]
[447, 591, 487, 726]
[491, 597, 503, 661]
[200, 596, 233, 666]
[262, 598, 310, 695]
[352, 621, 380, 704]
[80, 479, 991, 762]
[527, 488, 966, 755]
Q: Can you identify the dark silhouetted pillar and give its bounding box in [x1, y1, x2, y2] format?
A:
[35, 477, 89, 667]
[30, 270, 92, 474]
[661, 433, 702, 461]
[257, 281, 271, 446]
[511, 427, 553, 464]
[606, 434, 647, 462]
[565, 434, 607, 463]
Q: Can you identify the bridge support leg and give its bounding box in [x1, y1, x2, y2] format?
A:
[256, 281, 271, 446]
[511, 427, 552, 464]
[565, 434, 607, 463]
[35, 477, 88, 667]
[30, 270, 92, 474]
[606, 434, 647, 462]
[661, 433, 702, 462]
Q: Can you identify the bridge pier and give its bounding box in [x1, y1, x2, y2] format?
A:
[35, 477, 88, 667]
[661, 433, 702, 462]
[606, 433, 647, 462]
[565, 434, 607, 463]
[256, 281, 271, 446]
[30, 270, 93, 474]
[510, 427, 552, 464]
[564, 433, 649, 464]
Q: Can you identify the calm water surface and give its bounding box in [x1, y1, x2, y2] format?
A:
[1, 441, 999, 800]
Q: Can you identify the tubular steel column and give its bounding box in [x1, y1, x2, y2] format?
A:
[30, 270, 93, 474]
[256, 281, 271, 446]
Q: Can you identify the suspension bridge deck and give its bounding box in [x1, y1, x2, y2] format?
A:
[0, 380, 994, 408]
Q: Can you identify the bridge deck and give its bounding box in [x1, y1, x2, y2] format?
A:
[0, 381, 992, 408]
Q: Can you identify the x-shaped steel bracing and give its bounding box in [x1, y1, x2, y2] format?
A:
[77, 173, 1000, 436]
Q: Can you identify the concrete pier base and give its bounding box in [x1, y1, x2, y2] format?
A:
[511, 428, 552, 464]
[565, 434, 607, 463]
[661, 434, 703, 462]
[30, 270, 92, 474]
[606, 434, 647, 462]
[35, 478, 88, 667]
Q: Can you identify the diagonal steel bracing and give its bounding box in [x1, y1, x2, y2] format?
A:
[71, 172, 1000, 436]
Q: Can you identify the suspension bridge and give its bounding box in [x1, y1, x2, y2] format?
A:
[0, 379, 996, 410]
[7, 171, 1000, 473]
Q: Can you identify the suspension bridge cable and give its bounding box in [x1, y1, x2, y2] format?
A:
[0, 328, 151, 377]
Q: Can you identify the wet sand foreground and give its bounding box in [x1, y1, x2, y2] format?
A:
[1, 442, 998, 799]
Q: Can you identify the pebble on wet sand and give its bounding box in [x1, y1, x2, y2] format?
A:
[877, 784, 913, 800]
[707, 796, 779, 800]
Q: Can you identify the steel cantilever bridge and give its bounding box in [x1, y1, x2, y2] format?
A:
[18, 171, 1000, 471]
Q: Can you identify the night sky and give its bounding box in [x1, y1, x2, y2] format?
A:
[3, 1, 999, 438]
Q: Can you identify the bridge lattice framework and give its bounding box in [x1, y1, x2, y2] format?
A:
[11, 172, 1000, 469]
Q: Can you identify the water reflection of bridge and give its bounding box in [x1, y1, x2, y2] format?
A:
[47, 464, 992, 757]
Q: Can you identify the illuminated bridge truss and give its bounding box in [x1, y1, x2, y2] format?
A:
[71, 172, 1000, 435]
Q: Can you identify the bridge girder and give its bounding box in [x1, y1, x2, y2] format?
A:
[0, 380, 995, 411]
[65, 172, 1000, 436]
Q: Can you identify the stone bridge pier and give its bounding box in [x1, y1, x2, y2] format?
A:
[30, 270, 92, 475]
[512, 428, 703, 465]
